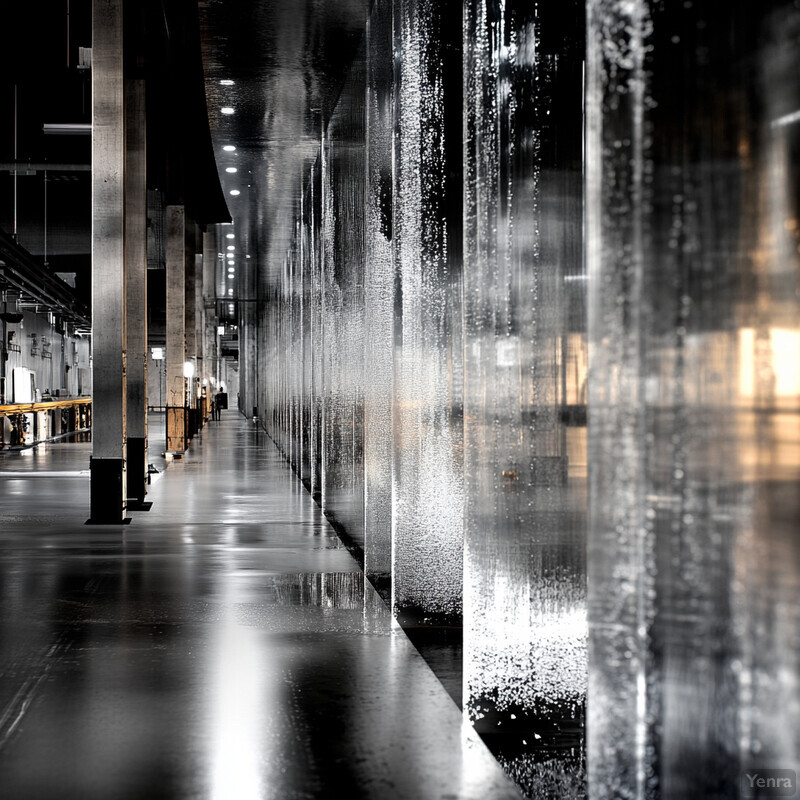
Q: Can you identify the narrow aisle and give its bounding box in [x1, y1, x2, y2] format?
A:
[0, 411, 522, 800]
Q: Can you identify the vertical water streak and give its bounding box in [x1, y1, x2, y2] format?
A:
[463, 0, 587, 795]
[392, 0, 464, 623]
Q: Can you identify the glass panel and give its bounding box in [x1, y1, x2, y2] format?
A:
[363, 0, 396, 594]
[586, 2, 800, 797]
[463, 1, 587, 796]
[320, 49, 367, 549]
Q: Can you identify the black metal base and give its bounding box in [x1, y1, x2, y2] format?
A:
[88, 457, 128, 524]
[127, 500, 153, 511]
[127, 437, 147, 502]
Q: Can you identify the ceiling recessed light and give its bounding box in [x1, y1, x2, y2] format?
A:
[223, 145, 236, 152]
[226, 233, 235, 239]
[227, 245, 235, 251]
[220, 79, 235, 86]
[221, 107, 235, 115]
[229, 189, 240, 196]
[225, 167, 238, 173]
[228, 289, 234, 295]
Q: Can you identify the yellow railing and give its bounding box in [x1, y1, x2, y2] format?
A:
[0, 398, 92, 417]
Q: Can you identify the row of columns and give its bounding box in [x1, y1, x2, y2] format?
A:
[89, 0, 216, 523]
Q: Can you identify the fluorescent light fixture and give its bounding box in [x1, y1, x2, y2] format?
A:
[225, 167, 238, 173]
[223, 145, 236, 152]
[228, 289, 233, 295]
[227, 245, 235, 251]
[43, 123, 91, 135]
[226, 233, 235, 239]
[230, 189, 240, 196]
[221, 107, 235, 115]
[220, 80, 235, 86]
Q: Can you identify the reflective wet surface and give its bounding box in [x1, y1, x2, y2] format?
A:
[0, 411, 522, 800]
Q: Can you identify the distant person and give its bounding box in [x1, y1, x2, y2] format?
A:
[210, 396, 218, 421]
[216, 389, 225, 419]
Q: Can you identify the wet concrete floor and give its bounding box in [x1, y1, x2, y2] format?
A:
[0, 410, 522, 799]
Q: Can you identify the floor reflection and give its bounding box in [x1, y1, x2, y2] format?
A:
[0, 414, 522, 800]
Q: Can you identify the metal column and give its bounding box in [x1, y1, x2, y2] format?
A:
[90, 0, 127, 523]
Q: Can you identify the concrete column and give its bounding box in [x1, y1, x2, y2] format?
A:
[90, 0, 127, 523]
[195, 247, 204, 422]
[166, 204, 187, 452]
[201, 229, 217, 418]
[184, 222, 198, 437]
[125, 77, 148, 503]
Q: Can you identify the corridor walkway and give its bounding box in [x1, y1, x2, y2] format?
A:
[0, 411, 522, 800]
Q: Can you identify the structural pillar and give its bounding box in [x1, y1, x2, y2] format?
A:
[90, 0, 127, 523]
[124, 73, 148, 504]
[184, 222, 198, 438]
[195, 247, 204, 422]
[166, 204, 187, 453]
[202, 229, 218, 419]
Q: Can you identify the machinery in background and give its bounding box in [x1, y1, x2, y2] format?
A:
[10, 368, 37, 445]
[0, 368, 91, 449]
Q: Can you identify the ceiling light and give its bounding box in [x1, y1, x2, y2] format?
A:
[230, 190, 240, 196]
[225, 167, 238, 173]
[220, 79, 235, 86]
[228, 289, 233, 295]
[223, 145, 236, 152]
[221, 107, 235, 115]
[226, 233, 235, 239]
[227, 245, 235, 251]
[43, 123, 92, 136]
